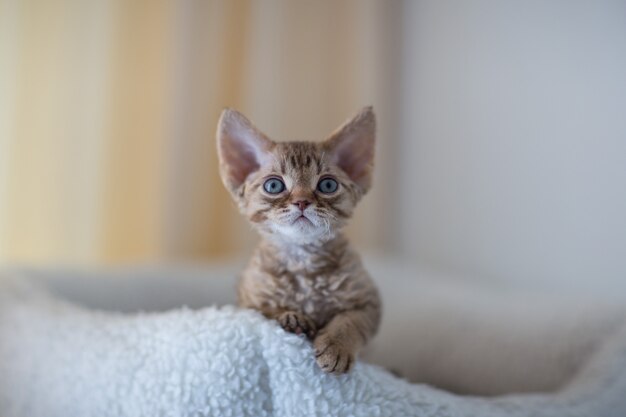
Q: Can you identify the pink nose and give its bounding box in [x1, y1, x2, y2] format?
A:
[293, 200, 311, 211]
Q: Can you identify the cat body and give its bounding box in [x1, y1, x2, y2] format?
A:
[217, 107, 380, 373]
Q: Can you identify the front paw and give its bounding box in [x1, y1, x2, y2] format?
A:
[277, 311, 317, 339]
[313, 334, 355, 374]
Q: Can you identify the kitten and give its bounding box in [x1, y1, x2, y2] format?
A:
[216, 107, 381, 374]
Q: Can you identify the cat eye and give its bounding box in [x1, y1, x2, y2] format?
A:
[263, 178, 286, 194]
[317, 178, 339, 194]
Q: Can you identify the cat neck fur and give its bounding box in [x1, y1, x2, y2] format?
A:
[257, 231, 349, 272]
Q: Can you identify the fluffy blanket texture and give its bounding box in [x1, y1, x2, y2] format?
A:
[1, 264, 625, 417]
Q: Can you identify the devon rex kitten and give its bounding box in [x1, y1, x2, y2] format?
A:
[217, 107, 381, 374]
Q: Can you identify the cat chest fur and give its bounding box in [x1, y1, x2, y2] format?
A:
[278, 270, 355, 320]
[241, 262, 367, 328]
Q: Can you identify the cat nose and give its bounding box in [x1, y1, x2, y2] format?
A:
[293, 200, 311, 211]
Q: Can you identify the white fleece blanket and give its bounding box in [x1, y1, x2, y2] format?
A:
[1, 268, 626, 417]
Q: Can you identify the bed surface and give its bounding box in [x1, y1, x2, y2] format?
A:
[1, 257, 625, 416]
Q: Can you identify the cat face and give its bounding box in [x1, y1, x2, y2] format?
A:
[217, 107, 375, 243]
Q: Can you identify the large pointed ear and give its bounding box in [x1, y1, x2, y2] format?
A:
[323, 106, 376, 192]
[216, 109, 274, 193]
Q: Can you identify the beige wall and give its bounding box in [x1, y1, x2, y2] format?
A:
[399, 0, 626, 294]
[2, 0, 625, 297]
[0, 0, 402, 264]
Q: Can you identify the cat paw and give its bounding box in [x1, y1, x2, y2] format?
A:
[313, 334, 354, 374]
[277, 311, 317, 339]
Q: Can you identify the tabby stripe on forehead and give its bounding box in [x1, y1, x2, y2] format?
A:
[316, 157, 323, 175]
[290, 155, 297, 167]
[305, 155, 311, 167]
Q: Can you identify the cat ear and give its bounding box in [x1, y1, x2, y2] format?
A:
[217, 109, 274, 192]
[323, 106, 376, 191]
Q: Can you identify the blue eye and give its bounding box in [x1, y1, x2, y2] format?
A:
[317, 178, 338, 194]
[263, 178, 285, 194]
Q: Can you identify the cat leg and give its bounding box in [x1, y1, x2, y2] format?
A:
[314, 305, 379, 374]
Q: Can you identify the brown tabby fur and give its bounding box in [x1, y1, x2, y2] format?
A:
[217, 107, 381, 374]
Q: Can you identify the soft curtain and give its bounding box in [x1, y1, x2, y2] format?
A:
[0, 0, 402, 264]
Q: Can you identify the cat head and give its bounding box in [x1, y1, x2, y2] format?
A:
[217, 107, 375, 244]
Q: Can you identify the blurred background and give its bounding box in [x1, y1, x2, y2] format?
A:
[0, 0, 625, 295]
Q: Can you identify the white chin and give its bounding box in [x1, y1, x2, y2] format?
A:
[272, 219, 326, 240]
